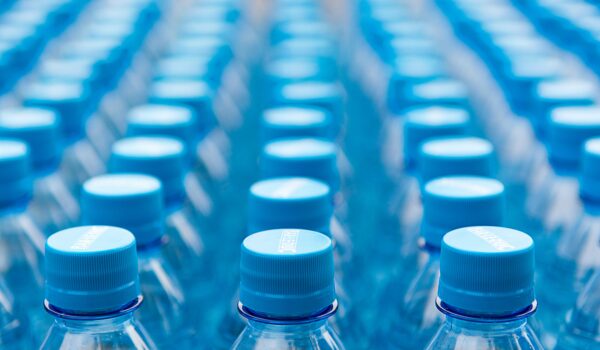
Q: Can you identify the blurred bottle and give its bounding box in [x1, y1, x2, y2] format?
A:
[81, 174, 195, 347]
[0, 276, 34, 349]
[0, 108, 79, 233]
[231, 229, 345, 350]
[40, 226, 156, 350]
[555, 268, 600, 349]
[373, 176, 505, 349]
[426, 226, 543, 350]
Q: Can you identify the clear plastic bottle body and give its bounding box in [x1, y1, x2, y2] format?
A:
[232, 318, 346, 350]
[0, 277, 34, 349]
[536, 210, 600, 341]
[29, 171, 80, 234]
[555, 269, 600, 350]
[40, 312, 156, 350]
[136, 243, 193, 347]
[374, 247, 442, 349]
[426, 316, 544, 350]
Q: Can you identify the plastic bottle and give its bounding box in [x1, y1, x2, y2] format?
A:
[0, 276, 34, 349]
[260, 107, 334, 144]
[555, 268, 600, 349]
[231, 229, 346, 350]
[80, 174, 195, 347]
[374, 176, 505, 349]
[108, 136, 213, 327]
[536, 137, 600, 343]
[426, 226, 543, 350]
[40, 226, 156, 350]
[0, 108, 79, 233]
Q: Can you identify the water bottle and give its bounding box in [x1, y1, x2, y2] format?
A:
[373, 176, 505, 349]
[0, 108, 79, 233]
[108, 136, 215, 327]
[555, 268, 600, 349]
[0, 276, 34, 349]
[426, 226, 543, 350]
[40, 226, 156, 350]
[536, 137, 600, 343]
[231, 229, 346, 350]
[125, 104, 216, 219]
[80, 174, 195, 347]
[0, 139, 47, 326]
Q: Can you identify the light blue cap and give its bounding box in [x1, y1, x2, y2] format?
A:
[81, 174, 164, 246]
[240, 229, 335, 318]
[422, 176, 504, 248]
[274, 82, 344, 127]
[403, 107, 470, 169]
[248, 177, 332, 235]
[126, 104, 198, 151]
[45, 226, 140, 314]
[261, 138, 339, 193]
[0, 139, 32, 210]
[266, 57, 335, 86]
[547, 106, 600, 172]
[439, 226, 535, 316]
[534, 79, 596, 135]
[168, 37, 232, 65]
[391, 56, 445, 85]
[153, 57, 215, 84]
[261, 107, 333, 144]
[23, 81, 91, 140]
[149, 80, 214, 135]
[109, 137, 187, 209]
[418, 137, 495, 184]
[273, 20, 332, 42]
[0, 108, 61, 172]
[404, 79, 470, 109]
[580, 138, 600, 204]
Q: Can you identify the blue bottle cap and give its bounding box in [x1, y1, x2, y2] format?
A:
[403, 107, 470, 170]
[45, 226, 140, 314]
[272, 20, 332, 43]
[262, 138, 339, 193]
[274, 81, 344, 127]
[149, 80, 214, 135]
[248, 177, 332, 235]
[126, 104, 198, 151]
[261, 107, 333, 144]
[548, 106, 600, 173]
[403, 79, 470, 110]
[23, 81, 91, 141]
[179, 20, 233, 40]
[580, 138, 600, 205]
[272, 37, 336, 61]
[153, 57, 215, 84]
[168, 37, 232, 66]
[81, 174, 164, 247]
[534, 79, 596, 136]
[422, 176, 504, 248]
[38, 57, 100, 86]
[266, 57, 335, 86]
[60, 38, 124, 76]
[240, 229, 335, 318]
[386, 37, 437, 61]
[0, 108, 61, 173]
[439, 226, 535, 316]
[0, 139, 32, 210]
[419, 136, 495, 184]
[109, 137, 187, 209]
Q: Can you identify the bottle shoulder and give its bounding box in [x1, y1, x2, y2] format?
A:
[232, 321, 346, 350]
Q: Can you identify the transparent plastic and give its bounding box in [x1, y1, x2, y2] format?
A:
[40, 311, 156, 350]
[0, 278, 34, 349]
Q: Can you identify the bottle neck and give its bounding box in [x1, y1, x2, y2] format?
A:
[53, 312, 136, 332]
[246, 318, 330, 336]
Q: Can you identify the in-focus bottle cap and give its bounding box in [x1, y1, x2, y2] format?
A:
[403, 106, 470, 169]
[240, 229, 335, 318]
[418, 136, 495, 184]
[439, 226, 535, 316]
[81, 174, 164, 246]
[126, 104, 198, 151]
[23, 81, 90, 140]
[422, 176, 504, 247]
[45, 226, 140, 314]
[548, 106, 600, 173]
[109, 137, 187, 209]
[261, 137, 339, 193]
[248, 177, 332, 235]
[261, 107, 333, 144]
[0, 139, 32, 210]
[0, 108, 61, 173]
